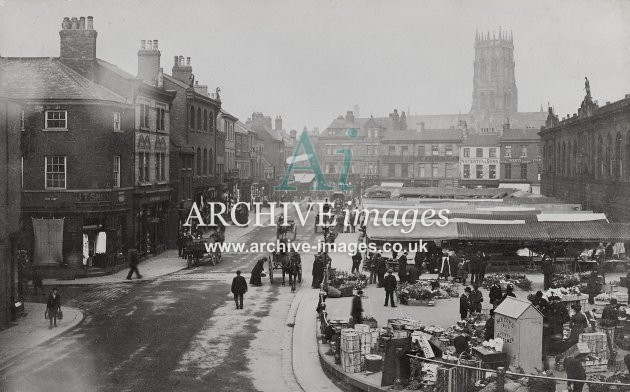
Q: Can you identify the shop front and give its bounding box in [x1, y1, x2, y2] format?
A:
[21, 189, 133, 277]
[134, 189, 170, 256]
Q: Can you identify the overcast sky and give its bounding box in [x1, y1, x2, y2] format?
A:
[1, 0, 629, 132]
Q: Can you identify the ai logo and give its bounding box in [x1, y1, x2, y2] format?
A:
[275, 128, 358, 191]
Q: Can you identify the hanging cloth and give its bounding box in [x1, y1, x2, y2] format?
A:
[440, 256, 451, 277]
[613, 243, 626, 258]
[82, 234, 89, 264]
[95, 231, 107, 254]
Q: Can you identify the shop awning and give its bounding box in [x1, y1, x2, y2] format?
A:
[366, 220, 459, 242]
[541, 222, 630, 242]
[286, 154, 313, 164]
[380, 182, 404, 188]
[457, 223, 552, 241]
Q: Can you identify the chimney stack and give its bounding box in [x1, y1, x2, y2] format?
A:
[59, 16, 98, 79]
[138, 39, 161, 86]
[172, 55, 193, 84]
[345, 111, 355, 123]
[275, 116, 283, 131]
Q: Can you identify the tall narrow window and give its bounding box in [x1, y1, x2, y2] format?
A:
[209, 149, 213, 174]
[505, 145, 512, 158]
[432, 145, 439, 156]
[203, 109, 208, 131]
[489, 148, 496, 158]
[489, 164, 496, 179]
[431, 163, 439, 177]
[113, 112, 121, 131]
[156, 107, 165, 131]
[521, 146, 528, 157]
[190, 106, 195, 129]
[445, 145, 453, 156]
[155, 153, 161, 181]
[463, 148, 470, 157]
[140, 104, 150, 128]
[45, 156, 66, 189]
[113, 156, 121, 188]
[463, 164, 470, 179]
[197, 108, 202, 130]
[476, 148, 483, 158]
[203, 148, 208, 174]
[196, 147, 202, 174]
[521, 163, 527, 179]
[504, 163, 512, 179]
[144, 152, 149, 182]
[476, 164, 483, 178]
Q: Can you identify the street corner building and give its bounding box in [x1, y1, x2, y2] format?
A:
[0, 16, 181, 279]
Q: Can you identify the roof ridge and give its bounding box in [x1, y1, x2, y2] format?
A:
[56, 60, 127, 103]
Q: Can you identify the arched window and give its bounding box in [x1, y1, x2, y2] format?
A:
[203, 109, 208, 131]
[560, 142, 567, 175]
[203, 148, 208, 174]
[196, 108, 202, 131]
[209, 112, 214, 132]
[615, 132, 623, 178]
[209, 149, 214, 174]
[597, 135, 603, 178]
[196, 147, 201, 174]
[190, 106, 195, 129]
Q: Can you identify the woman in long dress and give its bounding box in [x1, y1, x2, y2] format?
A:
[250, 257, 266, 286]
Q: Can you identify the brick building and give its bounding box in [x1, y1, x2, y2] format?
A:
[218, 110, 238, 202]
[247, 112, 286, 193]
[95, 40, 176, 255]
[0, 55, 135, 273]
[164, 56, 222, 234]
[0, 97, 22, 328]
[540, 92, 630, 222]
[498, 127, 542, 190]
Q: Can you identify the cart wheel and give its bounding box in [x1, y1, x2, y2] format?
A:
[298, 268, 302, 283]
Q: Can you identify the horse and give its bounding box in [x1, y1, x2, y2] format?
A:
[286, 252, 301, 292]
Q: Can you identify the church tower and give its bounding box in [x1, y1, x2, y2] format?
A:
[470, 28, 518, 118]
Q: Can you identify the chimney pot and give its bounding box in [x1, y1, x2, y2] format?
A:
[186, 57, 191, 66]
[141, 40, 146, 50]
[153, 40, 158, 50]
[179, 55, 184, 66]
[87, 16, 93, 29]
[62, 17, 70, 30]
[71, 17, 78, 29]
[174, 56, 178, 66]
[79, 17, 86, 29]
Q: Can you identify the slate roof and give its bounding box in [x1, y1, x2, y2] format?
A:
[462, 134, 500, 147]
[0, 57, 128, 103]
[499, 128, 542, 142]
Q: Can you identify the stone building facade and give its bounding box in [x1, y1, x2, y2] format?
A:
[540, 93, 630, 222]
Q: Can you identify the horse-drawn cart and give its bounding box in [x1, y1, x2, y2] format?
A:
[277, 219, 297, 241]
[182, 236, 222, 268]
[268, 251, 302, 289]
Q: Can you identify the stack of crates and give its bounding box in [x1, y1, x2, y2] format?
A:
[354, 324, 372, 358]
[341, 329, 362, 373]
[579, 332, 609, 373]
[369, 328, 381, 351]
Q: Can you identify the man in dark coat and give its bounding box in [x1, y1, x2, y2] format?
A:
[542, 255, 554, 290]
[351, 250, 362, 274]
[231, 270, 248, 309]
[351, 290, 364, 325]
[414, 251, 424, 275]
[586, 271, 601, 304]
[469, 253, 481, 285]
[484, 309, 495, 341]
[460, 287, 472, 319]
[126, 249, 142, 280]
[408, 264, 420, 284]
[470, 284, 484, 314]
[564, 356, 586, 392]
[547, 296, 570, 336]
[489, 281, 503, 308]
[398, 252, 408, 283]
[377, 254, 387, 288]
[311, 253, 324, 288]
[383, 269, 397, 307]
[601, 298, 619, 327]
[46, 287, 61, 329]
[250, 257, 266, 286]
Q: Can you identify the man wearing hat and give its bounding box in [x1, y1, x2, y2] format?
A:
[231, 270, 248, 310]
[383, 269, 397, 307]
[351, 289, 364, 325]
[376, 252, 388, 288]
[601, 298, 620, 327]
[398, 251, 408, 283]
[484, 309, 495, 341]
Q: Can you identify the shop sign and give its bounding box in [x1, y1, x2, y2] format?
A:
[460, 158, 500, 165]
[149, 195, 165, 202]
[75, 192, 110, 203]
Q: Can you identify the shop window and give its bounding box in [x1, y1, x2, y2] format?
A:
[489, 164, 496, 179]
[504, 163, 512, 179]
[476, 164, 483, 179]
[463, 164, 470, 179]
[521, 163, 528, 179]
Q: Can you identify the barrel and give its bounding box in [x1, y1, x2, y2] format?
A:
[341, 332, 360, 352]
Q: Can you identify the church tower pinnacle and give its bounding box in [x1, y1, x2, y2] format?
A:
[470, 28, 518, 117]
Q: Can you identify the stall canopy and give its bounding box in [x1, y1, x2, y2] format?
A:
[457, 223, 551, 241]
[293, 173, 315, 183]
[365, 220, 458, 242]
[541, 222, 630, 242]
[536, 213, 608, 222]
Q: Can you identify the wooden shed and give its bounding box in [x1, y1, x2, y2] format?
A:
[494, 297, 543, 373]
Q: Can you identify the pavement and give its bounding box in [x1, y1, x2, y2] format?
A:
[0, 302, 83, 369]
